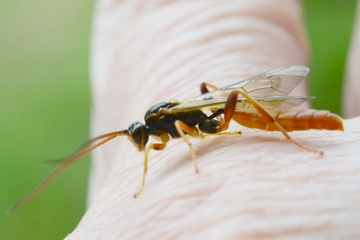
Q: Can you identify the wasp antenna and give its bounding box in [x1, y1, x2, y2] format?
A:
[39, 130, 129, 166]
[7, 131, 126, 214]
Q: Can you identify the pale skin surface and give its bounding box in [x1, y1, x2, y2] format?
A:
[67, 0, 360, 239]
[344, 0, 360, 117]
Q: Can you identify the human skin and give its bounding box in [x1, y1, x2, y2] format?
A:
[343, 0, 360, 118]
[66, 1, 360, 239]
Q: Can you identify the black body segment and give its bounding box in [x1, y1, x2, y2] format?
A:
[145, 101, 221, 138]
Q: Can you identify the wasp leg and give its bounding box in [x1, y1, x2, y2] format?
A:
[134, 131, 170, 198]
[199, 131, 242, 139]
[200, 82, 220, 94]
[200, 82, 225, 124]
[223, 90, 323, 155]
[174, 120, 200, 173]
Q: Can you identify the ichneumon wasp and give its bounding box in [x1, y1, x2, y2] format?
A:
[8, 65, 343, 213]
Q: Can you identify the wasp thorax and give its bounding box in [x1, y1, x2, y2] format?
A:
[127, 121, 149, 151]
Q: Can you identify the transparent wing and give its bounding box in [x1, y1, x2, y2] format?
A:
[234, 96, 314, 112]
[169, 65, 311, 112]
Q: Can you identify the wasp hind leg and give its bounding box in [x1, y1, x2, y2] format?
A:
[200, 82, 226, 125]
[201, 82, 322, 154]
[223, 90, 323, 155]
[200, 82, 220, 94]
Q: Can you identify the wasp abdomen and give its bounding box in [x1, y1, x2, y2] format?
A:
[232, 109, 344, 132]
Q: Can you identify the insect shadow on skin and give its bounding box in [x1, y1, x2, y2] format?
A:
[7, 65, 344, 214]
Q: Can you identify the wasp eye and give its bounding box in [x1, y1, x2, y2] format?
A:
[127, 121, 149, 151]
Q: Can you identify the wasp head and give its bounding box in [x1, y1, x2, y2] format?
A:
[127, 121, 149, 151]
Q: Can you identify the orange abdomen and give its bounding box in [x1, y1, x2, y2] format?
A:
[232, 109, 344, 132]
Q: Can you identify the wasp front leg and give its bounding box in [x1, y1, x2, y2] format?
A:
[134, 131, 170, 198]
[223, 90, 322, 155]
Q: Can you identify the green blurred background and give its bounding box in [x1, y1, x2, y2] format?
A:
[0, 1, 357, 239]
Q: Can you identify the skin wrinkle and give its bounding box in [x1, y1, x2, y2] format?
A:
[112, 183, 222, 239]
[151, 34, 254, 78]
[130, 203, 173, 237]
[156, 195, 213, 223]
[164, 0, 303, 41]
[126, 203, 170, 238]
[131, 35, 246, 97]
[159, 33, 278, 77]
[144, 22, 299, 87]
[101, 0, 302, 33]
[131, 190, 226, 237]
[191, 193, 354, 236]
[182, 200, 307, 238]
[148, 44, 261, 101]
[91, 0, 306, 93]
[114, 146, 232, 236]
[105, 6, 212, 80]
[161, 170, 224, 199]
[151, 44, 301, 104]
[129, 8, 304, 80]
[100, 3, 306, 103]
[107, 1, 307, 60]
